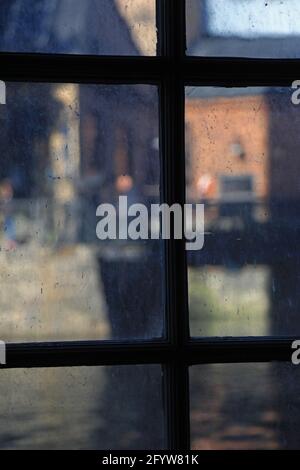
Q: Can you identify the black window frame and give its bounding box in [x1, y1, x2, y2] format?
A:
[0, 0, 298, 451]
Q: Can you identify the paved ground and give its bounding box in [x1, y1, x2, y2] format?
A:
[0, 243, 109, 342]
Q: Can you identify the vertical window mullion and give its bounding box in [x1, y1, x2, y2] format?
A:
[157, 0, 190, 450]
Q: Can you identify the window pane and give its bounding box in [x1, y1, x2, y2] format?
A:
[0, 0, 156, 55]
[0, 365, 164, 449]
[186, 0, 300, 58]
[0, 82, 163, 341]
[186, 86, 300, 336]
[190, 363, 300, 450]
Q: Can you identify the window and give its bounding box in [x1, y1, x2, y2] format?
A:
[186, 0, 300, 58]
[219, 175, 254, 199]
[0, 0, 157, 55]
[0, 0, 299, 450]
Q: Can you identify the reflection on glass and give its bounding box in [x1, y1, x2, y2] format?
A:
[0, 0, 156, 55]
[186, 0, 300, 58]
[0, 365, 164, 449]
[186, 86, 300, 336]
[190, 363, 300, 450]
[0, 83, 163, 341]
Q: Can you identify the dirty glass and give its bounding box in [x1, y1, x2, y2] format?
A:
[190, 363, 300, 449]
[186, 86, 300, 336]
[0, 82, 163, 341]
[0, 365, 164, 449]
[186, 0, 300, 58]
[0, 0, 156, 55]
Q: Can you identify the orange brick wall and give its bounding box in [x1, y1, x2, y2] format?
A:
[185, 95, 270, 202]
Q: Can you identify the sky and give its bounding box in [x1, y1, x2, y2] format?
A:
[206, 0, 300, 37]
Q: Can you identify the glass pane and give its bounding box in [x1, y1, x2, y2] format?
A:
[0, 82, 163, 341]
[186, 0, 300, 58]
[190, 363, 300, 450]
[0, 365, 164, 449]
[0, 0, 156, 55]
[186, 86, 300, 336]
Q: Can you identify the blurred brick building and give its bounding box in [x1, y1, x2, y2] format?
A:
[186, 89, 300, 207]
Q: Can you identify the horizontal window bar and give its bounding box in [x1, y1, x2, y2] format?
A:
[4, 341, 171, 368]
[0, 53, 162, 84]
[0, 53, 300, 85]
[184, 57, 300, 86]
[188, 337, 298, 364]
[1, 337, 297, 368]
